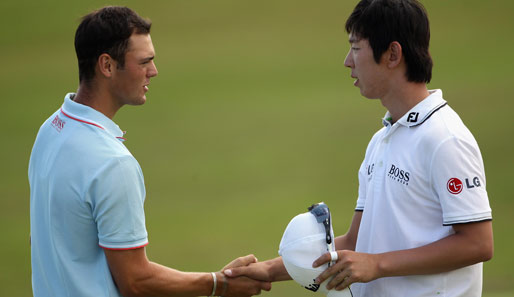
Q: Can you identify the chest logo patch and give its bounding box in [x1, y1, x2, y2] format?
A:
[388, 164, 410, 186]
[447, 178, 463, 194]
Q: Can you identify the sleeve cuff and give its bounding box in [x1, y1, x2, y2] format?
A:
[99, 239, 149, 250]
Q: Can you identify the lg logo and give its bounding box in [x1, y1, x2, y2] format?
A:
[447, 177, 481, 195]
[447, 178, 463, 194]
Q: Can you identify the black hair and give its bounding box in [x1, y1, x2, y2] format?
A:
[74, 6, 152, 83]
[345, 0, 432, 83]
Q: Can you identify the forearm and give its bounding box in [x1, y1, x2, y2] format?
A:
[334, 210, 362, 251]
[376, 222, 493, 278]
[129, 261, 214, 297]
[334, 234, 357, 251]
[263, 257, 292, 282]
[106, 249, 218, 297]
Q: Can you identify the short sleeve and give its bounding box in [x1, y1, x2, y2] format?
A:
[430, 136, 491, 225]
[89, 155, 148, 249]
[355, 130, 383, 211]
[356, 159, 368, 211]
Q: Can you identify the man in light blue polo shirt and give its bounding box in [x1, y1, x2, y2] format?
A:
[29, 6, 270, 297]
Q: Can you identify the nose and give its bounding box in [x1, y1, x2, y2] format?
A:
[148, 61, 158, 78]
[344, 48, 353, 68]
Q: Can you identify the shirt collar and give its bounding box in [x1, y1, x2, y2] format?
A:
[60, 93, 126, 141]
[382, 89, 447, 128]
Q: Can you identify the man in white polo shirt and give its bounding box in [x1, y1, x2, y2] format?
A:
[223, 1, 493, 296]
[28, 6, 270, 297]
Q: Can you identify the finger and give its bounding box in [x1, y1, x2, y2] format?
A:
[314, 262, 341, 284]
[335, 275, 352, 291]
[326, 270, 350, 290]
[312, 252, 331, 268]
[330, 251, 339, 262]
[223, 254, 258, 271]
[238, 254, 258, 266]
[261, 281, 272, 291]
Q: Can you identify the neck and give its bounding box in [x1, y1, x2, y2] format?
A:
[380, 82, 430, 123]
[74, 81, 121, 119]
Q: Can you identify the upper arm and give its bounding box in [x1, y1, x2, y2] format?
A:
[92, 156, 148, 250]
[430, 136, 491, 225]
[104, 247, 153, 295]
[452, 220, 494, 262]
[335, 211, 363, 251]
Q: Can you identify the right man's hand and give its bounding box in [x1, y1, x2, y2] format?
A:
[223, 274, 271, 297]
[220, 254, 272, 296]
[224, 261, 274, 282]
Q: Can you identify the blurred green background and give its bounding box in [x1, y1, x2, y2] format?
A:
[1, 0, 512, 296]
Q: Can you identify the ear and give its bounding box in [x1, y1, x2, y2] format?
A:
[387, 41, 403, 69]
[97, 53, 115, 78]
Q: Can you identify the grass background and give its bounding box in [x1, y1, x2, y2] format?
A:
[1, 0, 513, 296]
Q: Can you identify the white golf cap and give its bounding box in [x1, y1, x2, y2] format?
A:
[278, 203, 352, 297]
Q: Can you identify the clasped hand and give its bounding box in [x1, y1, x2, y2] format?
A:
[223, 250, 381, 292]
[220, 255, 271, 297]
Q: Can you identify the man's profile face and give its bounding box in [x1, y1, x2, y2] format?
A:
[343, 33, 388, 100]
[110, 33, 158, 107]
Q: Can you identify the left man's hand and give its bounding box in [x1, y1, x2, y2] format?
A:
[312, 250, 380, 291]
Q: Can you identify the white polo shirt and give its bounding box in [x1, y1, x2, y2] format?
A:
[352, 89, 492, 297]
[29, 93, 148, 297]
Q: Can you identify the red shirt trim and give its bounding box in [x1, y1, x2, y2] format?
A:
[60, 108, 127, 141]
[60, 108, 105, 130]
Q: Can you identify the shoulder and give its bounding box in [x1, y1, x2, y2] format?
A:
[416, 105, 479, 154]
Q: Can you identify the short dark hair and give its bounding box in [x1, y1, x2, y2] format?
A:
[345, 0, 432, 83]
[75, 6, 152, 83]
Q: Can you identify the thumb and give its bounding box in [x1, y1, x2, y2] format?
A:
[223, 268, 237, 278]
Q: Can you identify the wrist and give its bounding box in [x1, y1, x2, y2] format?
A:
[209, 272, 227, 296]
[268, 257, 290, 282]
[216, 272, 228, 296]
[375, 252, 388, 279]
[209, 272, 217, 296]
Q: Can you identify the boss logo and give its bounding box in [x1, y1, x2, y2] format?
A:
[388, 164, 410, 185]
[51, 115, 65, 132]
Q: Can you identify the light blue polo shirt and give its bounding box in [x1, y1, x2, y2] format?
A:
[29, 93, 148, 297]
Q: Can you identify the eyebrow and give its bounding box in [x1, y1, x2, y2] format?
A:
[140, 56, 155, 63]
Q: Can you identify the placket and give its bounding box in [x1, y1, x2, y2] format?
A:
[372, 123, 400, 194]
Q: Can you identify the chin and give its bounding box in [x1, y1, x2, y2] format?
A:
[359, 89, 379, 100]
[128, 97, 147, 106]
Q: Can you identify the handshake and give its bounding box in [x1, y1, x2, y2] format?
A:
[207, 203, 354, 297]
[211, 254, 272, 297]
